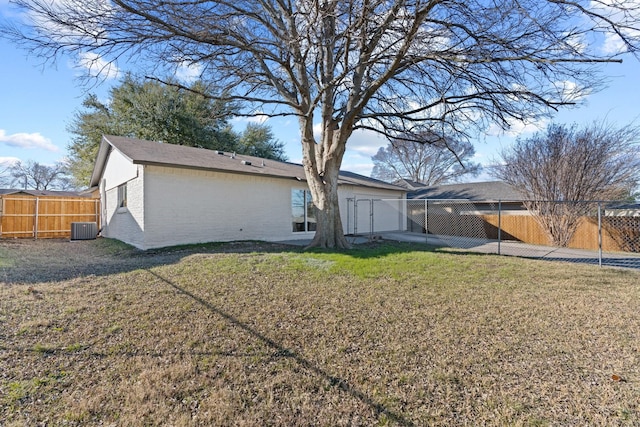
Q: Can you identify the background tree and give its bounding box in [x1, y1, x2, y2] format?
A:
[67, 75, 286, 188]
[66, 94, 116, 188]
[236, 123, 287, 161]
[108, 76, 238, 149]
[371, 132, 481, 185]
[492, 122, 640, 246]
[4, 0, 640, 247]
[0, 163, 11, 187]
[8, 160, 72, 191]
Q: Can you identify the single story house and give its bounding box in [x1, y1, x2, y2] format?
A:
[605, 202, 640, 217]
[89, 135, 405, 250]
[404, 181, 526, 209]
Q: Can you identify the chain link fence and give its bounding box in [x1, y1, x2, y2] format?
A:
[346, 198, 640, 269]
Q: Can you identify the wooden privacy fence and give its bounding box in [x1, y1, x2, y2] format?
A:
[0, 195, 100, 239]
[481, 214, 640, 252]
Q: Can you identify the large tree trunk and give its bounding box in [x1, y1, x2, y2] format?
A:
[305, 161, 351, 249]
[299, 117, 352, 249]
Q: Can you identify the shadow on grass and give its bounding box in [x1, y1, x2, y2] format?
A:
[0, 238, 449, 285]
[0, 239, 304, 285]
[1, 237, 516, 286]
[146, 268, 416, 426]
[4, 236, 637, 285]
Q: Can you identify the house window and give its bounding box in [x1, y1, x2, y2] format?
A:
[117, 183, 127, 208]
[292, 189, 316, 232]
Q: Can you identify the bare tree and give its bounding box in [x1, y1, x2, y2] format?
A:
[371, 132, 481, 185]
[8, 160, 73, 191]
[3, 0, 640, 247]
[0, 164, 11, 187]
[492, 122, 640, 246]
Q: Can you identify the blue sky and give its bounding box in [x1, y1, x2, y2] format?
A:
[2, 3, 640, 184]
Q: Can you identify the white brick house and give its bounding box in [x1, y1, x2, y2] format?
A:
[90, 135, 405, 249]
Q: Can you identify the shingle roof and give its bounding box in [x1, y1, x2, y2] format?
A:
[90, 135, 404, 192]
[408, 181, 524, 201]
[393, 179, 428, 190]
[607, 202, 640, 210]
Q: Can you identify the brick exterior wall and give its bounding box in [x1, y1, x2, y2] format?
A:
[99, 155, 405, 250]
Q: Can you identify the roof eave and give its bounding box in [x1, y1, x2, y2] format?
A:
[89, 137, 112, 188]
[131, 159, 309, 181]
[94, 135, 406, 193]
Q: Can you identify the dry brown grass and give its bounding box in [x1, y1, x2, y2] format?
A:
[1, 238, 639, 426]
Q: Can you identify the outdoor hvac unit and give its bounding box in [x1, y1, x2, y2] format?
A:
[71, 222, 98, 240]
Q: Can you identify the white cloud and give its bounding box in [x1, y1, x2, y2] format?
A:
[486, 117, 549, 138]
[76, 52, 120, 79]
[28, 0, 113, 51]
[301, 125, 385, 175]
[233, 112, 270, 126]
[553, 80, 590, 103]
[340, 160, 375, 176]
[246, 113, 269, 125]
[311, 125, 386, 157]
[346, 129, 387, 157]
[0, 130, 59, 151]
[565, 33, 587, 54]
[342, 129, 389, 176]
[174, 61, 203, 83]
[312, 122, 322, 139]
[601, 32, 628, 55]
[589, 0, 640, 54]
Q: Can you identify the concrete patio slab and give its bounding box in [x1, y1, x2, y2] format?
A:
[377, 231, 640, 270]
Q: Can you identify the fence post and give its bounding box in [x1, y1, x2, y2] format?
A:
[402, 198, 407, 232]
[370, 199, 374, 240]
[34, 197, 39, 239]
[598, 202, 602, 268]
[354, 199, 359, 236]
[498, 200, 502, 255]
[424, 199, 429, 245]
[346, 198, 352, 235]
[95, 199, 100, 231]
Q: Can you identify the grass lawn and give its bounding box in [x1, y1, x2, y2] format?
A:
[1, 238, 639, 426]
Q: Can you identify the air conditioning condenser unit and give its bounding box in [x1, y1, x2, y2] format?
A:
[71, 222, 98, 240]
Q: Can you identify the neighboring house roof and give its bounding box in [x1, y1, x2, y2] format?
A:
[90, 135, 405, 192]
[606, 202, 640, 210]
[0, 188, 91, 197]
[393, 179, 429, 190]
[408, 181, 524, 201]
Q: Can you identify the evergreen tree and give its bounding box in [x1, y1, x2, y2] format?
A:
[67, 76, 284, 187]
